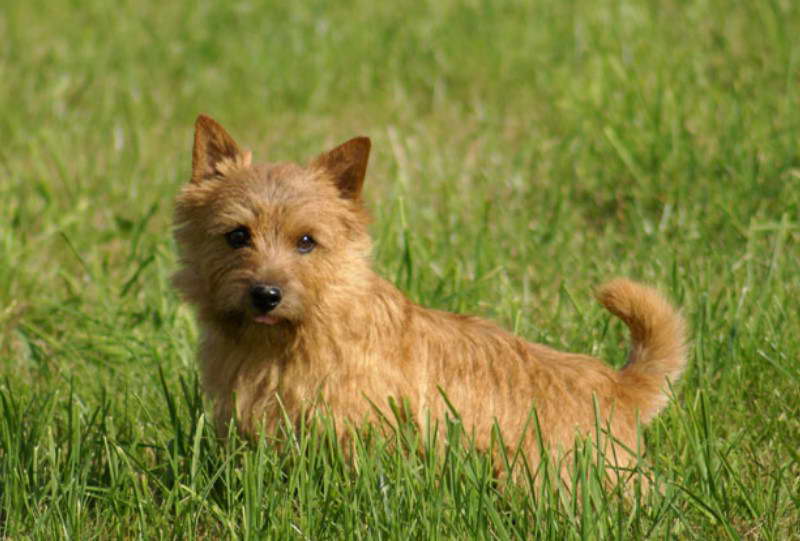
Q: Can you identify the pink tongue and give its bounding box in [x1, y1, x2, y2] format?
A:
[254, 315, 281, 325]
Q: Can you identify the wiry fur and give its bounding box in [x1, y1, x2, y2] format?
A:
[173, 115, 688, 481]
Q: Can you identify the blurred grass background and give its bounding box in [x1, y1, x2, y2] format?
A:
[1, 0, 799, 537]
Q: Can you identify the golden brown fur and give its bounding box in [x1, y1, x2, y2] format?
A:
[173, 115, 688, 480]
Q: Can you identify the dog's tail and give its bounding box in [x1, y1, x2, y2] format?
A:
[596, 279, 687, 423]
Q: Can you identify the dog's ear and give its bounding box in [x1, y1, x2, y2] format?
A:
[191, 115, 251, 183]
[311, 137, 371, 200]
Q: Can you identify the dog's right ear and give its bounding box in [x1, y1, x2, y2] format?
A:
[311, 137, 371, 201]
[191, 115, 251, 183]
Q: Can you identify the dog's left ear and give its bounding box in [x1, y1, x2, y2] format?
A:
[191, 114, 252, 183]
[311, 137, 371, 200]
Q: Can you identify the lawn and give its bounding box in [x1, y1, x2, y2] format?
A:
[1, 0, 799, 538]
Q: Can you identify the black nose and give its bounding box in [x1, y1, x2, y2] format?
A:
[250, 284, 282, 313]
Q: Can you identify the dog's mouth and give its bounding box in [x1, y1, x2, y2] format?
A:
[253, 314, 283, 325]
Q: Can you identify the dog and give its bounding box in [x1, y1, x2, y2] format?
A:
[172, 114, 687, 482]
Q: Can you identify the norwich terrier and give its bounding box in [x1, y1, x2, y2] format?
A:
[173, 115, 687, 480]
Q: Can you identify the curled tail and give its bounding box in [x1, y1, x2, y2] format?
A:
[596, 279, 688, 422]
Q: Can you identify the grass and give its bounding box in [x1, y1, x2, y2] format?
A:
[1, 0, 799, 537]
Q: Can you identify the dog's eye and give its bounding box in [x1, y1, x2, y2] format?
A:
[297, 234, 316, 254]
[225, 226, 251, 249]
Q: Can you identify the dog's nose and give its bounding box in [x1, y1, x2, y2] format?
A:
[250, 284, 282, 313]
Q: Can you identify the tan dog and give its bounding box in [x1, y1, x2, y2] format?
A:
[173, 115, 687, 480]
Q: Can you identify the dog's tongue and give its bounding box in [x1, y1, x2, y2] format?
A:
[254, 315, 281, 325]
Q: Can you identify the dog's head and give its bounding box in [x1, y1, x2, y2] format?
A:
[173, 115, 373, 330]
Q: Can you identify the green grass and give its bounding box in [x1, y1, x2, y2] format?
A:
[1, 0, 799, 537]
